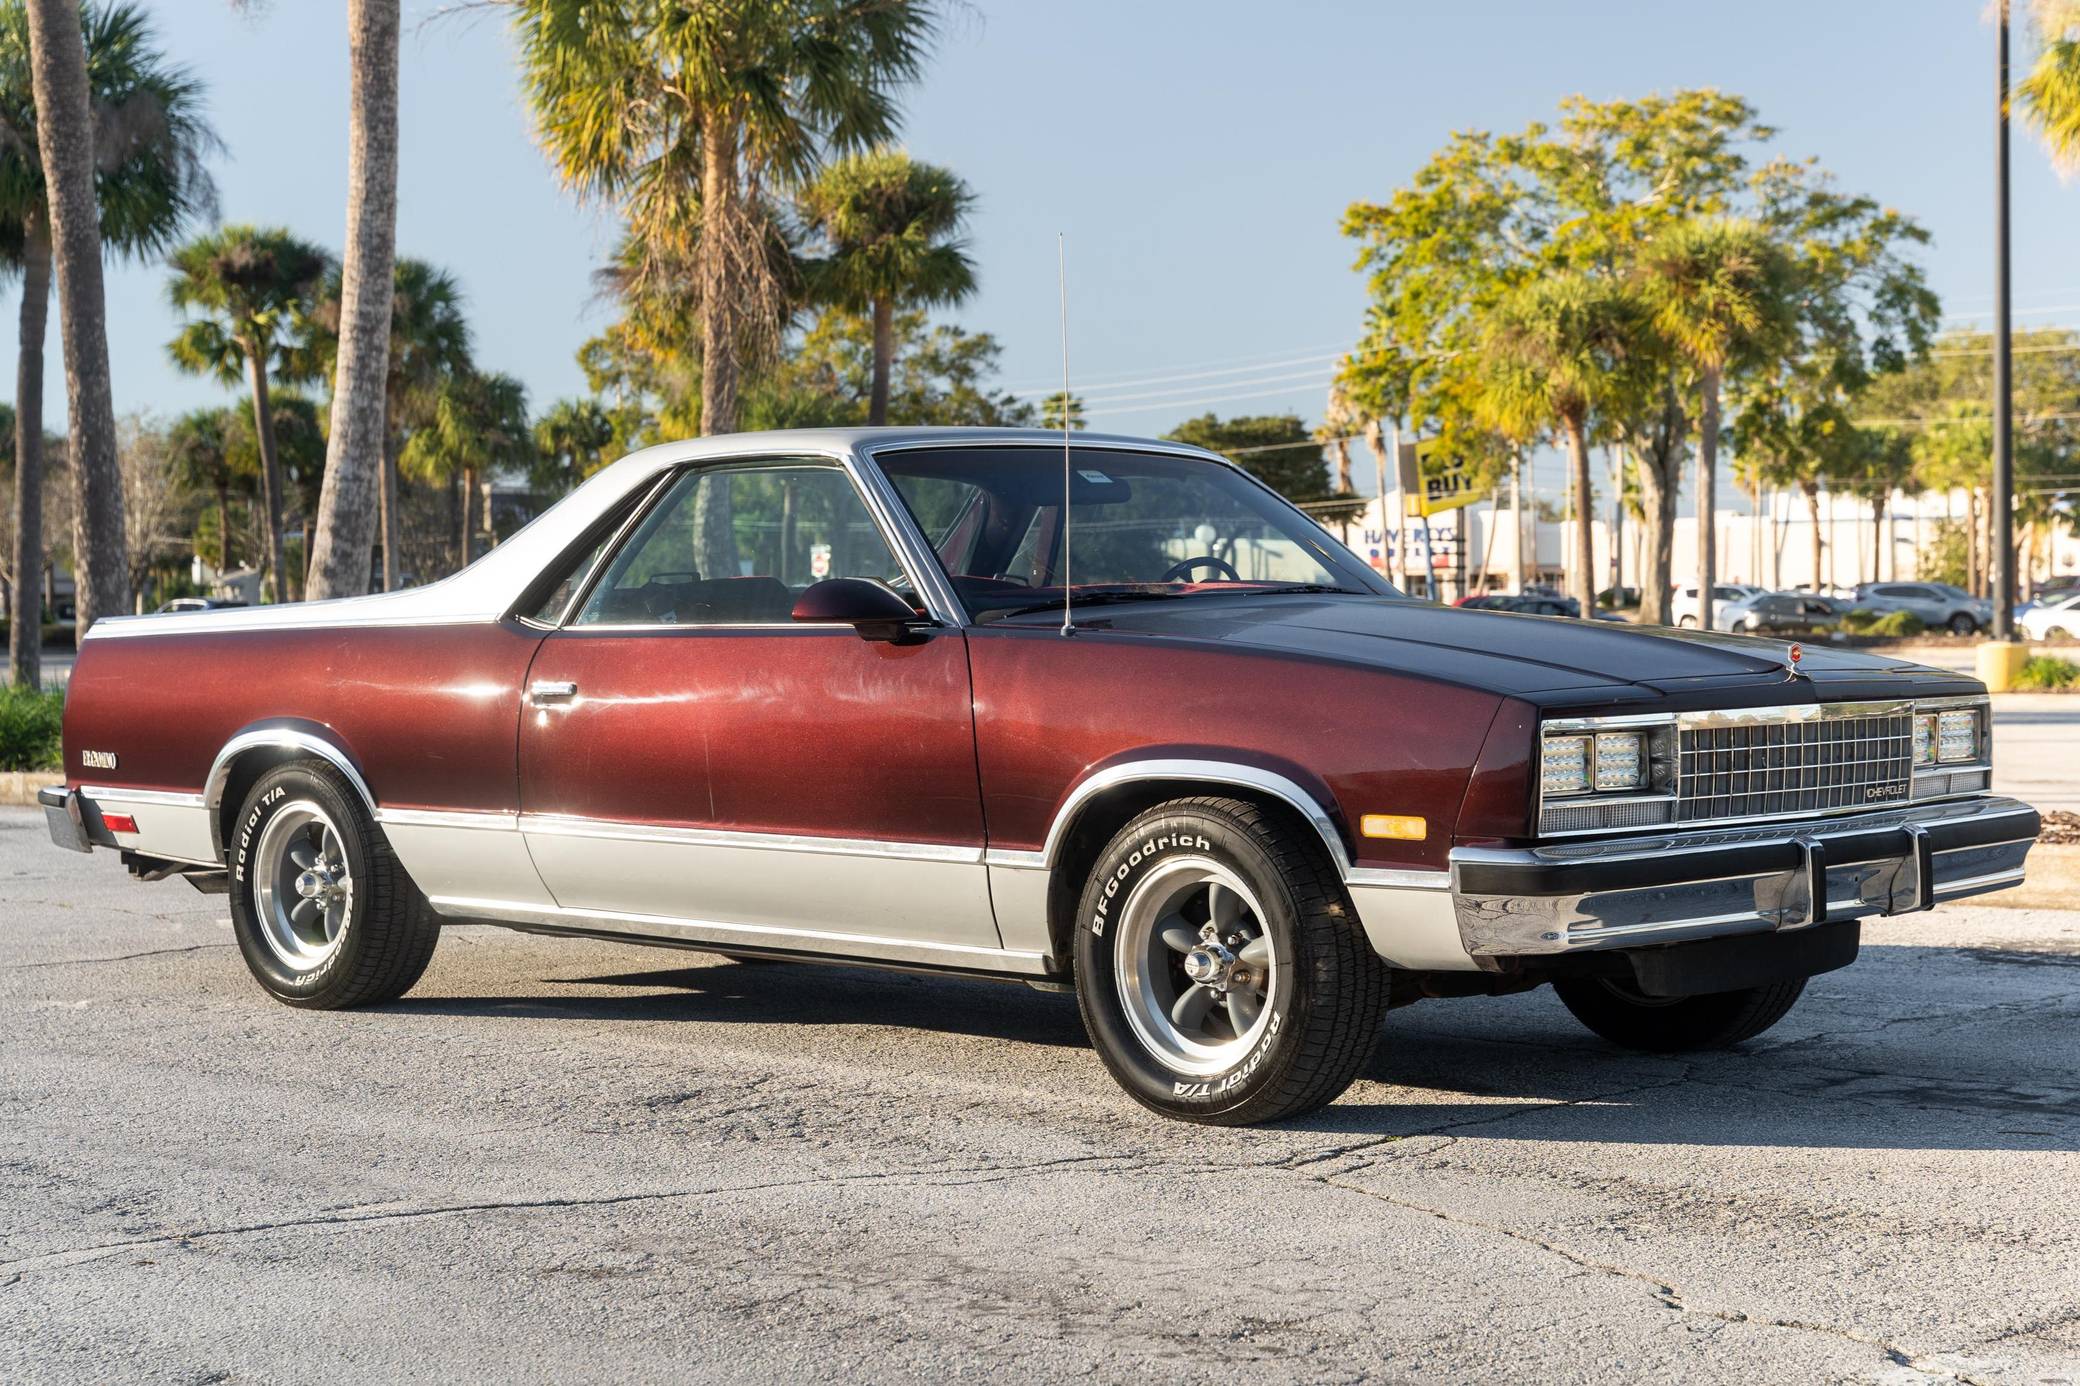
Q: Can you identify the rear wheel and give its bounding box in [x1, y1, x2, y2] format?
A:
[1677, 614, 1698, 628]
[228, 761, 440, 1009]
[1552, 976, 1804, 1052]
[1073, 797, 1389, 1125]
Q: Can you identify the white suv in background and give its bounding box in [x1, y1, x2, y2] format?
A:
[2019, 591, 2080, 641]
[1672, 583, 1764, 628]
[1853, 582, 1993, 635]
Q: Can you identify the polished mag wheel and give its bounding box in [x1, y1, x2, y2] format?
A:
[252, 800, 355, 973]
[1113, 858, 1281, 1075]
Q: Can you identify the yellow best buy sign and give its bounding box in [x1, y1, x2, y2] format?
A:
[1398, 438, 1475, 517]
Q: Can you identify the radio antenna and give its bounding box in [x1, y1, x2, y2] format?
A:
[1058, 232, 1074, 637]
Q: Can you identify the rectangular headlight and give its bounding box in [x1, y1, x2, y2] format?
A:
[1913, 713, 1938, 767]
[1593, 731, 1647, 791]
[1936, 708, 1979, 764]
[1542, 735, 1591, 797]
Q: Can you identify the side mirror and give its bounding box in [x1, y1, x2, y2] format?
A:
[791, 577, 928, 643]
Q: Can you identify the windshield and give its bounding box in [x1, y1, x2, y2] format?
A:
[875, 445, 1395, 621]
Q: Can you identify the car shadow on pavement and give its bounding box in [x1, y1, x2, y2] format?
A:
[392, 955, 1093, 1050]
[392, 946, 2080, 1152]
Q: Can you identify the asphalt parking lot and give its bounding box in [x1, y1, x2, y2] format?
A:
[5, 804, 2080, 1385]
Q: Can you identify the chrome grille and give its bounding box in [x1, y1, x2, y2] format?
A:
[1677, 710, 1914, 823]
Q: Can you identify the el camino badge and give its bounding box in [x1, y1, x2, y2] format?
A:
[81, 750, 118, 771]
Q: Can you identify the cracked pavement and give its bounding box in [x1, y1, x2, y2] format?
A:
[4, 807, 2079, 1383]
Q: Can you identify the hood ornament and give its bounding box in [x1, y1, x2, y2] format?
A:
[1784, 642, 1808, 681]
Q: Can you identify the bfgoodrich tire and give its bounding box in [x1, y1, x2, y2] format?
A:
[1072, 797, 1390, 1125]
[1552, 976, 1805, 1052]
[228, 761, 440, 1009]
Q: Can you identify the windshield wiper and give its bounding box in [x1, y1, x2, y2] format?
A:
[995, 587, 1192, 618]
[1233, 583, 1365, 596]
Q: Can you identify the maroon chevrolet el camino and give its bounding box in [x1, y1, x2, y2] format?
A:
[40, 427, 2039, 1124]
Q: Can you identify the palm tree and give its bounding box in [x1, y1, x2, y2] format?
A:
[512, 0, 938, 439]
[2021, 0, 2080, 170]
[796, 151, 975, 425]
[1039, 391, 1085, 432]
[0, 0, 215, 681]
[402, 369, 528, 568]
[1477, 273, 1655, 613]
[533, 397, 615, 498]
[167, 226, 330, 604]
[296, 258, 473, 589]
[1639, 217, 1791, 630]
[304, 0, 400, 602]
[165, 405, 246, 578]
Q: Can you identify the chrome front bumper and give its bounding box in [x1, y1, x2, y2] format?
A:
[1449, 795, 2038, 958]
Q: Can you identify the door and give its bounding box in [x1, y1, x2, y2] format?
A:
[515, 459, 1000, 951]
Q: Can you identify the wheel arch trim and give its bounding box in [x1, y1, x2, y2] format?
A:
[1034, 758, 1358, 877]
[203, 722, 379, 854]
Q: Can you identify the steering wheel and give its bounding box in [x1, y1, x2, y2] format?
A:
[1160, 555, 1242, 584]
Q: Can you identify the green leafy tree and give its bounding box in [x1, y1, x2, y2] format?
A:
[402, 369, 529, 568]
[532, 396, 616, 499]
[1638, 216, 1794, 626]
[744, 308, 1031, 430]
[796, 150, 976, 425]
[512, 0, 939, 439]
[1038, 391, 1084, 432]
[0, 0, 215, 677]
[167, 226, 330, 603]
[2022, 0, 2080, 171]
[296, 257, 474, 590]
[1476, 273, 1657, 611]
[1163, 413, 1330, 501]
[165, 405, 246, 575]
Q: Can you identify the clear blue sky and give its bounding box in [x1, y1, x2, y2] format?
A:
[25, 0, 2080, 476]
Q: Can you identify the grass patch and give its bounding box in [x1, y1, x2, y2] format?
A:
[2015, 655, 2080, 691]
[0, 684, 64, 771]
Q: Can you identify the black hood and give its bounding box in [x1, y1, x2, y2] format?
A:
[1024, 595, 1982, 710]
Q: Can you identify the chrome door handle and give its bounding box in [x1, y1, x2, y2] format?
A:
[528, 680, 578, 705]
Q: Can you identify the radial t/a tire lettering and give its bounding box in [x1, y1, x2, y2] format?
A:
[227, 760, 440, 1010]
[1072, 796, 1389, 1125]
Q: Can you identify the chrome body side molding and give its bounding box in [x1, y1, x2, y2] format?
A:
[425, 895, 1051, 977]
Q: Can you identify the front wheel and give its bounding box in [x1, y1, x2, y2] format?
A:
[1552, 976, 1804, 1052]
[228, 761, 440, 1009]
[1073, 797, 1389, 1125]
[1948, 612, 1977, 635]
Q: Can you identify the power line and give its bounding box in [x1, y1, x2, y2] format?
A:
[1007, 351, 1345, 400]
[1003, 339, 1349, 395]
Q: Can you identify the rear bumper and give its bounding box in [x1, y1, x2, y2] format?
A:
[40, 785, 91, 853]
[1449, 795, 2038, 959]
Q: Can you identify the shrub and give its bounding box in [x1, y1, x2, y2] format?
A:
[0, 685, 64, 772]
[1840, 607, 1925, 636]
[2015, 656, 2080, 691]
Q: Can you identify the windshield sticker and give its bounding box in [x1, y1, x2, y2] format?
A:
[1077, 469, 1113, 484]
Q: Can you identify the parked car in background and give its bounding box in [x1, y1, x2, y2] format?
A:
[2019, 591, 2080, 641]
[37, 427, 2041, 1126]
[1672, 583, 1764, 628]
[1853, 582, 1992, 635]
[157, 597, 251, 614]
[1713, 591, 1845, 637]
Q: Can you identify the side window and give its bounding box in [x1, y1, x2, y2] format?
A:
[572, 462, 907, 627]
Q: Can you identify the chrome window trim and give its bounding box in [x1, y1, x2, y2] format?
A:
[1535, 694, 1995, 838]
[545, 449, 966, 632]
[854, 436, 1399, 616]
[522, 468, 678, 628]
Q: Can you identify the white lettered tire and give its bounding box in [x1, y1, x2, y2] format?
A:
[1072, 797, 1390, 1124]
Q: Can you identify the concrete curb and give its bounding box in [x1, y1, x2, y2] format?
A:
[0, 771, 62, 807]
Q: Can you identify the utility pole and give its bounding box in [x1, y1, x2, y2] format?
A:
[1992, 0, 2018, 640]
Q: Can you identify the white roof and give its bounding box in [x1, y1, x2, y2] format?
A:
[89, 428, 1215, 640]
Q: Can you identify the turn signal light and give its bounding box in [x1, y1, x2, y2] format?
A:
[1360, 814, 1427, 841]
